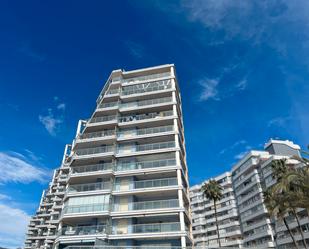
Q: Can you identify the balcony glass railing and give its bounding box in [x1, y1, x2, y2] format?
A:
[131, 222, 180, 234]
[75, 146, 114, 156]
[58, 225, 107, 236]
[71, 163, 113, 174]
[67, 182, 111, 193]
[117, 141, 175, 154]
[98, 101, 118, 109]
[116, 158, 176, 171]
[120, 97, 173, 109]
[63, 203, 109, 214]
[90, 115, 117, 124]
[118, 125, 174, 138]
[121, 79, 172, 96]
[132, 199, 179, 211]
[106, 89, 119, 95]
[79, 130, 115, 140]
[118, 110, 173, 123]
[123, 72, 171, 84]
[136, 141, 175, 152]
[134, 177, 177, 189]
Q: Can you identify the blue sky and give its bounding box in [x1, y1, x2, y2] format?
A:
[0, 1, 309, 247]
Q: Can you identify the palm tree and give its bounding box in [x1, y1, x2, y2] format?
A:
[270, 159, 308, 249]
[264, 188, 299, 249]
[201, 179, 223, 247]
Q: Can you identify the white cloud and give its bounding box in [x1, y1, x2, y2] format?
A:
[199, 78, 220, 101]
[0, 193, 11, 200]
[0, 203, 30, 248]
[57, 103, 66, 111]
[39, 108, 63, 135]
[0, 151, 50, 184]
[219, 139, 247, 154]
[234, 150, 249, 160]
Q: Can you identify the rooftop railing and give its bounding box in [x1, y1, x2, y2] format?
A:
[123, 72, 171, 84]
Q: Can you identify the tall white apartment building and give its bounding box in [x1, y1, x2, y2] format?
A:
[190, 172, 243, 248]
[190, 139, 309, 249]
[24, 64, 192, 249]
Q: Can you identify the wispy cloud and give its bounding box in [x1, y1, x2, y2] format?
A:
[219, 139, 247, 154]
[18, 42, 45, 61]
[268, 116, 291, 127]
[0, 202, 30, 248]
[0, 151, 51, 184]
[39, 97, 66, 136]
[125, 41, 145, 59]
[199, 78, 219, 101]
[235, 78, 247, 91]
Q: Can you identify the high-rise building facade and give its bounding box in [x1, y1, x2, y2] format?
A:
[25, 64, 192, 249]
[190, 172, 243, 248]
[190, 139, 309, 249]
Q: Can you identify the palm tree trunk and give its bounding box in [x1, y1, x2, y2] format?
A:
[214, 200, 221, 247]
[283, 217, 299, 249]
[292, 209, 308, 249]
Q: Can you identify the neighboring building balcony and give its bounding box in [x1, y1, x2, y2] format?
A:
[119, 97, 174, 111]
[73, 145, 114, 159]
[117, 141, 176, 157]
[66, 181, 111, 197]
[118, 110, 174, 126]
[112, 199, 180, 216]
[57, 224, 107, 241]
[70, 162, 114, 177]
[117, 125, 175, 141]
[113, 177, 178, 194]
[62, 203, 109, 218]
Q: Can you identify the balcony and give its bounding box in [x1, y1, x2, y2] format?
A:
[58, 224, 107, 236]
[78, 130, 115, 140]
[114, 178, 177, 192]
[132, 199, 179, 211]
[67, 182, 111, 193]
[116, 158, 176, 171]
[120, 97, 173, 110]
[89, 115, 117, 124]
[74, 145, 114, 156]
[114, 222, 180, 235]
[63, 203, 109, 215]
[122, 72, 171, 85]
[118, 110, 173, 124]
[98, 101, 118, 109]
[118, 141, 176, 155]
[71, 163, 113, 174]
[117, 125, 174, 139]
[121, 79, 172, 96]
